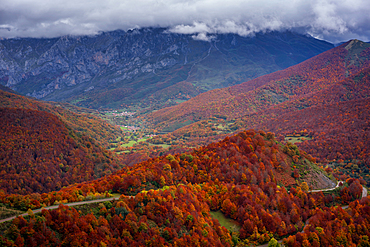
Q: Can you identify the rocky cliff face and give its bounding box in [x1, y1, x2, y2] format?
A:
[0, 28, 333, 109]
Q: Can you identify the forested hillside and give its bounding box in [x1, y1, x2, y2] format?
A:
[0, 89, 128, 195]
[0, 37, 369, 247]
[148, 40, 370, 131]
[0, 130, 367, 246]
[145, 40, 370, 181]
[0, 107, 122, 194]
[0, 89, 123, 148]
[245, 68, 370, 164]
[242, 67, 370, 186]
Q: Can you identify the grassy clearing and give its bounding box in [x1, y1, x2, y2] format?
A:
[114, 150, 130, 155]
[210, 210, 241, 232]
[120, 140, 138, 147]
[0, 206, 24, 220]
[148, 143, 171, 149]
[69, 97, 87, 104]
[284, 136, 312, 144]
[216, 124, 227, 130]
[120, 138, 148, 148]
[111, 193, 122, 197]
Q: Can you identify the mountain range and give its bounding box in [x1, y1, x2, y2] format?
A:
[0, 28, 333, 110]
[1, 28, 370, 246]
[147, 39, 370, 185]
[148, 39, 370, 129]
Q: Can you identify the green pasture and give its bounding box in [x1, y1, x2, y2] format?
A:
[284, 136, 312, 144]
[210, 211, 241, 232]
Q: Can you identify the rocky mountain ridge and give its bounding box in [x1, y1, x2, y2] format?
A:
[0, 28, 333, 109]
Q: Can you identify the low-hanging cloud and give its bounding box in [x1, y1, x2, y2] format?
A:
[0, 0, 369, 43]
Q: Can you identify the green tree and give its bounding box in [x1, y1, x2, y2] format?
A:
[268, 238, 280, 247]
[301, 182, 309, 192]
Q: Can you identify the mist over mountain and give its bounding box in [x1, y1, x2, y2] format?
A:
[0, 28, 333, 109]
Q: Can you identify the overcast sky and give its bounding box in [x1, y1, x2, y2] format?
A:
[0, 0, 369, 43]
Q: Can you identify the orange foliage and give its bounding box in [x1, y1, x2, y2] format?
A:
[0, 107, 120, 195]
[0, 130, 366, 246]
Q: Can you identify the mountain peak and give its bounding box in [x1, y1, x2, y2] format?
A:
[344, 39, 370, 51]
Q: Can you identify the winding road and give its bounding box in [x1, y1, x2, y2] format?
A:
[0, 196, 122, 224]
[308, 180, 342, 193]
[0, 181, 368, 233]
[257, 182, 368, 247]
[363, 186, 368, 198]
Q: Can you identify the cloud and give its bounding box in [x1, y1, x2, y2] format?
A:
[170, 22, 211, 35]
[0, 0, 369, 43]
[191, 32, 216, 42]
[169, 21, 257, 37]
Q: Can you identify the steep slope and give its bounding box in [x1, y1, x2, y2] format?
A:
[262, 98, 370, 162]
[145, 40, 370, 181]
[0, 85, 19, 94]
[2, 130, 366, 246]
[105, 41, 370, 175]
[148, 40, 370, 131]
[0, 129, 331, 208]
[0, 29, 333, 109]
[0, 107, 121, 195]
[230, 67, 370, 187]
[0, 90, 129, 194]
[0, 89, 122, 148]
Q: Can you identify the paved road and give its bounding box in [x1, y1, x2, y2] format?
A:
[363, 186, 368, 198]
[258, 182, 368, 247]
[309, 180, 342, 193]
[1, 182, 368, 241]
[341, 185, 368, 210]
[0, 196, 122, 224]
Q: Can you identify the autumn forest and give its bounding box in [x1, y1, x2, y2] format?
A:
[0, 39, 370, 247]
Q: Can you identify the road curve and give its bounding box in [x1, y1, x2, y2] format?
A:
[1, 182, 368, 243]
[340, 186, 368, 210]
[258, 182, 368, 247]
[308, 180, 342, 193]
[0, 196, 123, 224]
[362, 186, 368, 198]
